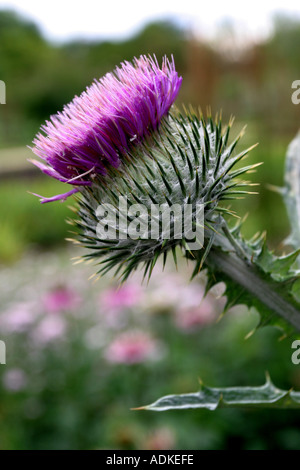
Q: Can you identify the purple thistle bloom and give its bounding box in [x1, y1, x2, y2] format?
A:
[30, 55, 182, 203]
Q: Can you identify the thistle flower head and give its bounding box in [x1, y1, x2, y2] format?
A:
[31, 54, 258, 282]
[31, 55, 182, 202]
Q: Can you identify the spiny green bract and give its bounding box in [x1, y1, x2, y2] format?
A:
[140, 374, 300, 411]
[71, 109, 258, 281]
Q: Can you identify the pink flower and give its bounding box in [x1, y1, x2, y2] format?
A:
[178, 284, 206, 310]
[104, 330, 162, 365]
[0, 302, 38, 333]
[42, 286, 81, 313]
[99, 283, 143, 327]
[146, 274, 184, 312]
[3, 369, 27, 392]
[175, 296, 216, 332]
[100, 284, 142, 311]
[31, 316, 67, 345]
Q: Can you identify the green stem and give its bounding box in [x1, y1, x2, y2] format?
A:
[203, 235, 300, 331]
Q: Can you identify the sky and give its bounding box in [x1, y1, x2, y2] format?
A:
[0, 0, 300, 43]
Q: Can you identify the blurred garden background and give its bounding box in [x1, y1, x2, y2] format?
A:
[1, 2, 300, 449]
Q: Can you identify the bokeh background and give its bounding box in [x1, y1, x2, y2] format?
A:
[1, 0, 300, 450]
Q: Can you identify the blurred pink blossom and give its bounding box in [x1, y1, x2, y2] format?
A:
[146, 274, 184, 312]
[42, 286, 81, 313]
[178, 284, 206, 310]
[3, 368, 27, 391]
[99, 284, 143, 327]
[0, 302, 38, 333]
[100, 284, 142, 311]
[175, 296, 216, 332]
[143, 427, 176, 450]
[104, 330, 163, 364]
[31, 316, 67, 345]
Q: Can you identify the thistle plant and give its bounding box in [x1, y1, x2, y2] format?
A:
[31, 54, 300, 410]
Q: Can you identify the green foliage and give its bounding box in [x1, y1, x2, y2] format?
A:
[266, 15, 300, 74]
[0, 178, 69, 262]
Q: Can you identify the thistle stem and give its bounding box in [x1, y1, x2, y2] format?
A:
[204, 237, 300, 332]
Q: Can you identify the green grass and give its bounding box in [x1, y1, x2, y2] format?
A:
[0, 177, 71, 262]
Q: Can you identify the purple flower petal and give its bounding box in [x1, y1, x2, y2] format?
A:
[29, 188, 81, 204]
[31, 55, 182, 202]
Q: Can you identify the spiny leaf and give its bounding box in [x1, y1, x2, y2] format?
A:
[138, 375, 300, 411]
[256, 243, 300, 280]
